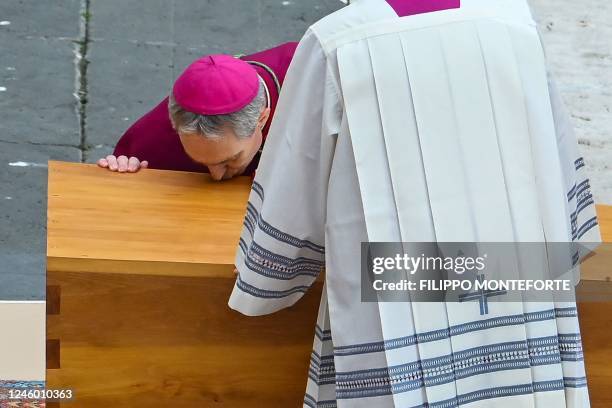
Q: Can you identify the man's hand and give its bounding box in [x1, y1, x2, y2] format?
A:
[97, 155, 149, 173]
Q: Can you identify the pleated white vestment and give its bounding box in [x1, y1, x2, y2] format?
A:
[228, 0, 602, 406]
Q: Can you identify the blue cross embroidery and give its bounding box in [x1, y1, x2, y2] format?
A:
[458, 274, 507, 315]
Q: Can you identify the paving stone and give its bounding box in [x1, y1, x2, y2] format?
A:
[89, 0, 172, 43]
[0, 142, 80, 300]
[171, 0, 260, 52]
[0, 36, 80, 146]
[258, 0, 344, 48]
[85, 39, 174, 150]
[171, 44, 217, 80]
[0, 0, 81, 39]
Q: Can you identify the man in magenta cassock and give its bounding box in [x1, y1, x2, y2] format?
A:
[99, 43, 297, 180]
[99, 0, 460, 181]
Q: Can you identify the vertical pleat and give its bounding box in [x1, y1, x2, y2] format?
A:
[399, 28, 475, 243]
[399, 24, 538, 403]
[437, 22, 513, 241]
[337, 41, 401, 241]
[475, 20, 544, 242]
[339, 36, 435, 408]
[475, 20, 552, 294]
[476, 20, 568, 407]
[508, 23, 572, 244]
[435, 21, 540, 400]
[334, 2, 581, 406]
[507, 21, 588, 408]
[366, 35, 436, 242]
[367, 35, 453, 407]
[395, 27, 467, 405]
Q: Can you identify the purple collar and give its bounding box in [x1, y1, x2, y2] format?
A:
[385, 0, 460, 17]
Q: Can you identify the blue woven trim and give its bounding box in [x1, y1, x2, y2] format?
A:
[575, 190, 594, 214]
[407, 379, 580, 407]
[243, 213, 255, 237]
[337, 340, 528, 382]
[424, 380, 565, 408]
[311, 350, 335, 362]
[240, 238, 323, 280]
[309, 350, 337, 385]
[336, 376, 421, 399]
[530, 354, 562, 366]
[334, 308, 576, 356]
[238, 237, 248, 255]
[304, 393, 337, 408]
[568, 179, 590, 202]
[575, 157, 585, 171]
[570, 189, 595, 237]
[315, 325, 333, 342]
[235, 276, 310, 299]
[572, 250, 580, 266]
[251, 180, 265, 201]
[309, 370, 337, 385]
[574, 216, 598, 241]
[407, 379, 585, 407]
[555, 306, 579, 318]
[575, 180, 592, 205]
[311, 351, 335, 368]
[249, 239, 323, 267]
[567, 183, 577, 202]
[557, 333, 581, 342]
[310, 359, 336, 373]
[244, 202, 325, 254]
[309, 373, 337, 385]
[559, 352, 584, 362]
[575, 196, 595, 219]
[564, 376, 588, 388]
[558, 334, 584, 361]
[335, 334, 577, 396]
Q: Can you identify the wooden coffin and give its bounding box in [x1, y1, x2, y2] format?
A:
[577, 205, 612, 407]
[46, 161, 322, 407]
[46, 161, 611, 407]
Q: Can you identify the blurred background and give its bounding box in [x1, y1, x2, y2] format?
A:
[0, 0, 610, 300]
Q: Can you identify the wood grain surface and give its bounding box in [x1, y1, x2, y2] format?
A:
[46, 161, 321, 407]
[47, 161, 252, 277]
[577, 205, 612, 407]
[46, 270, 322, 407]
[46, 161, 612, 407]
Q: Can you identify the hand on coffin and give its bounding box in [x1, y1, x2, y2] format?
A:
[97, 155, 149, 173]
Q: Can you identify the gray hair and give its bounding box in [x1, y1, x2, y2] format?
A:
[168, 77, 266, 139]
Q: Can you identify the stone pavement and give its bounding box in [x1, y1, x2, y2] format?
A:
[0, 0, 610, 299]
[0, 0, 343, 300]
[531, 0, 612, 206]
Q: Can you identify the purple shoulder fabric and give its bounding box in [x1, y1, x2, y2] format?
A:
[113, 42, 298, 175]
[386, 0, 460, 17]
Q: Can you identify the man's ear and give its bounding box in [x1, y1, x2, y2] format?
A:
[258, 107, 271, 128]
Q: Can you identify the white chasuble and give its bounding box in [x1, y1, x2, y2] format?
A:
[228, 0, 601, 406]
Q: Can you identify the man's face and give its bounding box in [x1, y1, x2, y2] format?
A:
[179, 125, 263, 181]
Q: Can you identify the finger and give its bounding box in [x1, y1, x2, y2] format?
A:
[117, 155, 129, 172]
[97, 158, 108, 168]
[140, 161, 148, 169]
[128, 157, 140, 173]
[106, 155, 118, 171]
